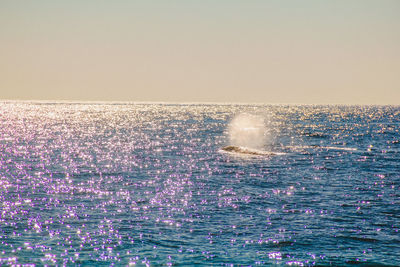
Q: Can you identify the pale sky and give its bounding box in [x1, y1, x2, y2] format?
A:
[1, 1, 399, 104]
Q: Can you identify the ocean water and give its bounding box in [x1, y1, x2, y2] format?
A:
[0, 102, 399, 266]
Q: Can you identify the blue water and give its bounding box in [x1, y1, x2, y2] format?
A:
[0, 102, 399, 266]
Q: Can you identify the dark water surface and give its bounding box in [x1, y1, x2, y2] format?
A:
[0, 102, 399, 266]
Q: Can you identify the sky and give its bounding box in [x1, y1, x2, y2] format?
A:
[1, 0, 399, 104]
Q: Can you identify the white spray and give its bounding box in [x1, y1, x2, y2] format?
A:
[228, 113, 268, 150]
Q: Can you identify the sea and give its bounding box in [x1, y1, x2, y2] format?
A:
[0, 101, 399, 266]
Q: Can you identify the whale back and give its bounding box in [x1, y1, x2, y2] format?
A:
[220, 145, 275, 156]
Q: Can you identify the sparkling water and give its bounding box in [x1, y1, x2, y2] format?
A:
[0, 102, 399, 265]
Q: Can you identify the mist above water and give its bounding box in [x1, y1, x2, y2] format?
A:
[228, 113, 268, 150]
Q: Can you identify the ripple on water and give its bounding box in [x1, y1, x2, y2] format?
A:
[0, 102, 399, 265]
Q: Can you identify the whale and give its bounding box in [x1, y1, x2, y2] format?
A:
[220, 145, 278, 156]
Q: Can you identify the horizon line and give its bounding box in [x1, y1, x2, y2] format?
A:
[0, 98, 399, 107]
